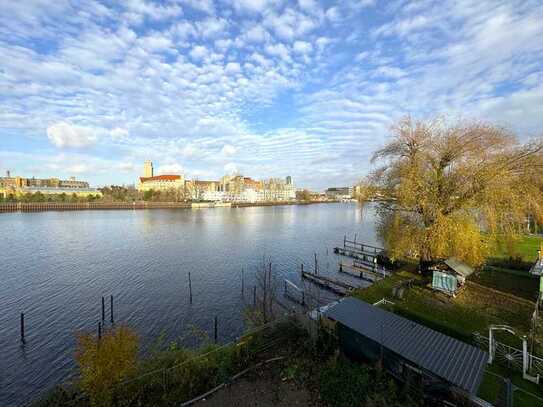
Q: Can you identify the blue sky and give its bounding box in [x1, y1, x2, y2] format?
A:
[0, 0, 542, 189]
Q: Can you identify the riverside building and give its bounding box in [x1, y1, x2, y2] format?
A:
[0, 171, 101, 198]
[137, 161, 185, 192]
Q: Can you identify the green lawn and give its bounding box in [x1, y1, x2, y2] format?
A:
[353, 273, 534, 342]
[491, 235, 543, 263]
[482, 364, 543, 407]
[471, 266, 539, 301]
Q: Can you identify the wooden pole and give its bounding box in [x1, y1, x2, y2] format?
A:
[214, 316, 218, 344]
[110, 295, 114, 324]
[314, 253, 318, 275]
[188, 272, 193, 304]
[101, 296, 105, 321]
[20, 313, 25, 343]
[98, 321, 102, 341]
[301, 263, 304, 278]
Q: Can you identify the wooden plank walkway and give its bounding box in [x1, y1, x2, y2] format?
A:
[301, 271, 354, 296]
[339, 262, 385, 282]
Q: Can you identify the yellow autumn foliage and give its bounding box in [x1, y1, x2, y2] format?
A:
[368, 116, 543, 266]
[75, 325, 138, 406]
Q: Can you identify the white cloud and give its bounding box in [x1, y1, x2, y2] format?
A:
[47, 122, 98, 148]
[232, 0, 272, 14]
[244, 24, 269, 43]
[156, 163, 184, 175]
[196, 17, 228, 38]
[265, 43, 291, 61]
[110, 127, 129, 140]
[293, 41, 313, 54]
[183, 0, 215, 15]
[225, 62, 241, 74]
[189, 45, 208, 61]
[221, 144, 237, 156]
[264, 9, 318, 41]
[224, 162, 238, 174]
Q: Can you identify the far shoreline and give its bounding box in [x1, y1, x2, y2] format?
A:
[0, 199, 351, 213]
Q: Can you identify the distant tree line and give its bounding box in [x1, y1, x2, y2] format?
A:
[0, 192, 102, 203]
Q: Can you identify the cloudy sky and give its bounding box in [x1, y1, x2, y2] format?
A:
[1, 0, 542, 189]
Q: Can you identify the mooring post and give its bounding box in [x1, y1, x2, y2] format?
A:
[314, 253, 318, 275]
[301, 263, 304, 278]
[110, 295, 114, 324]
[188, 272, 193, 304]
[98, 321, 102, 341]
[101, 296, 105, 321]
[339, 262, 343, 273]
[214, 316, 218, 344]
[20, 312, 25, 344]
[302, 291, 305, 306]
[253, 285, 256, 306]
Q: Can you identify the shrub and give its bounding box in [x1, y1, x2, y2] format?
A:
[75, 325, 138, 406]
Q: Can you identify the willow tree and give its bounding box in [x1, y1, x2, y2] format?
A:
[363, 117, 543, 266]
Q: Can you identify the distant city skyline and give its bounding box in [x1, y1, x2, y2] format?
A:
[1, 1, 542, 189]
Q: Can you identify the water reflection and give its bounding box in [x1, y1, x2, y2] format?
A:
[0, 203, 378, 406]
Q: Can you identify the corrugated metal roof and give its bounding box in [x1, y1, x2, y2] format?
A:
[444, 257, 474, 277]
[323, 297, 488, 395]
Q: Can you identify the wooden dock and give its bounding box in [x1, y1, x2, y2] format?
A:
[301, 271, 355, 296]
[339, 262, 386, 282]
[342, 236, 383, 254]
[334, 246, 380, 262]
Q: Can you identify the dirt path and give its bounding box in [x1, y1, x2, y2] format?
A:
[194, 363, 320, 407]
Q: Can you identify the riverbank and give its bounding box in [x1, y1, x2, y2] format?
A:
[0, 200, 337, 213]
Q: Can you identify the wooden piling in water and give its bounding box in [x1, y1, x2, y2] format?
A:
[110, 295, 114, 324]
[98, 322, 102, 341]
[314, 253, 318, 275]
[214, 316, 218, 344]
[101, 296, 105, 320]
[20, 313, 25, 343]
[188, 272, 193, 304]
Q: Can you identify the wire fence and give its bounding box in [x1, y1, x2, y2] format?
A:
[62, 314, 305, 406]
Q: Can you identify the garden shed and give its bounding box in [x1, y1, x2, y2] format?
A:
[323, 297, 488, 398]
[431, 257, 474, 296]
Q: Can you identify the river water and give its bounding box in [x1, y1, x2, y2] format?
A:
[0, 203, 378, 406]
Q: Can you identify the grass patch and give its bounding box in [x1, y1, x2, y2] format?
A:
[488, 234, 543, 269]
[477, 371, 503, 405]
[353, 273, 534, 344]
[471, 267, 539, 301]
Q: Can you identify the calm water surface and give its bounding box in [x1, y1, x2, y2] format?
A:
[0, 203, 378, 406]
